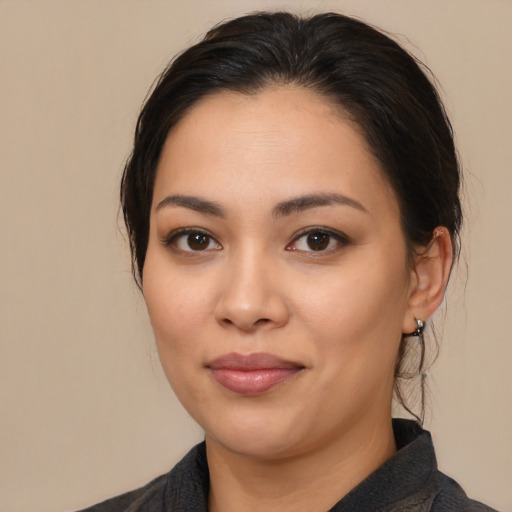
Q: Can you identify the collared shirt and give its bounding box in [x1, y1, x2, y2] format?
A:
[79, 419, 497, 512]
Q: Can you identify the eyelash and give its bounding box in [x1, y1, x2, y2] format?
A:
[287, 227, 349, 254]
[161, 228, 222, 253]
[160, 227, 349, 254]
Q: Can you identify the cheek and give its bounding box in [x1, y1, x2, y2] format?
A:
[143, 257, 214, 409]
[292, 251, 410, 365]
[299, 259, 407, 328]
[142, 252, 211, 359]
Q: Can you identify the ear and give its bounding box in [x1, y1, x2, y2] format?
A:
[402, 227, 454, 334]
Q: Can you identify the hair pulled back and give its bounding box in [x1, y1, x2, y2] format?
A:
[121, 11, 462, 421]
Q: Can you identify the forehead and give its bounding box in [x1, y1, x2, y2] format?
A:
[153, 86, 398, 217]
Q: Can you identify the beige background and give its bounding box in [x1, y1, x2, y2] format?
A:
[1, 0, 511, 511]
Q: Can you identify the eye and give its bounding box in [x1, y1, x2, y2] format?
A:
[163, 229, 222, 252]
[287, 228, 347, 253]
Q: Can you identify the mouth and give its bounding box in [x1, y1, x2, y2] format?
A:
[206, 353, 305, 396]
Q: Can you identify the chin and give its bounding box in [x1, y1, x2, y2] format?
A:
[198, 405, 308, 460]
[207, 428, 302, 460]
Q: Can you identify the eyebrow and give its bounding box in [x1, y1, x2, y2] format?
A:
[272, 193, 367, 218]
[156, 195, 225, 217]
[155, 192, 367, 218]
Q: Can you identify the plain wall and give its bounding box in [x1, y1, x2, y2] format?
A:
[1, 1, 510, 510]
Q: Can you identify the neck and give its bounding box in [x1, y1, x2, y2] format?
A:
[207, 416, 396, 512]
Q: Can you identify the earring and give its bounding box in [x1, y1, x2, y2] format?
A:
[411, 318, 425, 337]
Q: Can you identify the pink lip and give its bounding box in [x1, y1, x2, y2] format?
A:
[207, 353, 305, 396]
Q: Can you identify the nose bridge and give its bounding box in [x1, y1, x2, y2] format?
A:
[214, 242, 288, 331]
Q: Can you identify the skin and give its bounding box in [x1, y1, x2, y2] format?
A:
[142, 86, 453, 512]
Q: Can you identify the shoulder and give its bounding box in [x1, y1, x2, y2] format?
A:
[388, 420, 498, 512]
[430, 471, 499, 512]
[76, 442, 208, 512]
[76, 473, 167, 512]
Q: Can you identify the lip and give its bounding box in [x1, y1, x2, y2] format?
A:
[207, 353, 305, 396]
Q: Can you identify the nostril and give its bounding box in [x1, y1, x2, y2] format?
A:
[219, 316, 271, 331]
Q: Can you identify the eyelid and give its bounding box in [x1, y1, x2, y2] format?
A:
[159, 225, 348, 253]
[286, 226, 349, 252]
[160, 227, 222, 250]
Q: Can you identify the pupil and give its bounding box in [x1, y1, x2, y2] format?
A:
[307, 232, 329, 251]
[188, 233, 208, 250]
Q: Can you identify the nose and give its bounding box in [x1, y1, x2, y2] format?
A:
[213, 251, 290, 332]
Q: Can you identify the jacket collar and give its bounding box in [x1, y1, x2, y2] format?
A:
[163, 419, 438, 512]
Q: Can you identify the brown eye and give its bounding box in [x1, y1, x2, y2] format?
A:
[187, 233, 210, 251]
[166, 230, 222, 252]
[306, 232, 330, 251]
[287, 228, 348, 253]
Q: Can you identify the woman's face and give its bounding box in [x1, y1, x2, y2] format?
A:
[143, 86, 418, 459]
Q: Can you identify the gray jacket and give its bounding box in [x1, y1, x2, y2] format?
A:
[79, 419, 497, 512]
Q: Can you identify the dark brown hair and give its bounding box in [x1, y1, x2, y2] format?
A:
[121, 12, 462, 422]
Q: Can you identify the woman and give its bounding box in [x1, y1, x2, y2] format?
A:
[82, 11, 496, 512]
